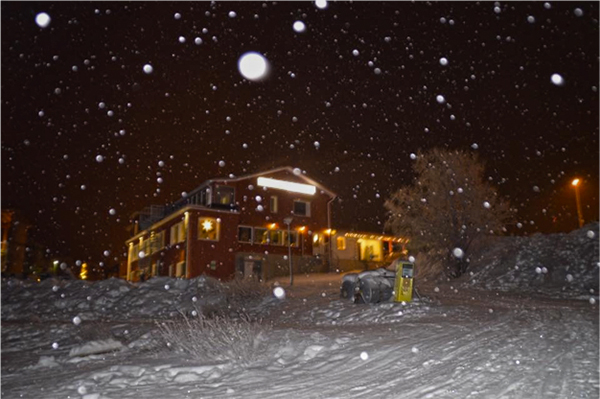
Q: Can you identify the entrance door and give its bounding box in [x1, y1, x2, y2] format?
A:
[244, 261, 254, 278]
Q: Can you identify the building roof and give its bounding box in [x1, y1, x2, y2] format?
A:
[172, 166, 337, 209]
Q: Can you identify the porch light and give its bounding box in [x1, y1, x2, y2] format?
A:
[257, 177, 316, 195]
[298, 226, 306, 232]
[313, 234, 319, 243]
[268, 223, 278, 230]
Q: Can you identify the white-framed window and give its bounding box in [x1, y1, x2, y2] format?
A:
[176, 261, 186, 278]
[269, 230, 283, 246]
[283, 231, 299, 247]
[198, 217, 220, 241]
[270, 196, 278, 213]
[336, 236, 346, 250]
[293, 200, 311, 217]
[238, 226, 253, 243]
[170, 221, 186, 246]
[254, 228, 268, 244]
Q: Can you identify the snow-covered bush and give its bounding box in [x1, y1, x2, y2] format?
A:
[385, 148, 512, 277]
[156, 313, 270, 367]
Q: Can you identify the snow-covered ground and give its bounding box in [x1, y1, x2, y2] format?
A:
[2, 272, 598, 399]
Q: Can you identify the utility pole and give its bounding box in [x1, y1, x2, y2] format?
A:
[284, 217, 293, 286]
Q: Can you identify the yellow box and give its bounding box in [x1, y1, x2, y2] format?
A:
[394, 262, 414, 302]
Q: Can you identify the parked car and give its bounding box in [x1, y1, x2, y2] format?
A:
[340, 263, 398, 304]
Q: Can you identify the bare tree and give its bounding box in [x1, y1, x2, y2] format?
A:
[384, 148, 513, 277]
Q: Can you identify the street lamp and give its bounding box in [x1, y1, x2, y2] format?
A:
[571, 178, 584, 228]
[283, 217, 293, 286]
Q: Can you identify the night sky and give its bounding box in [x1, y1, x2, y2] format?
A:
[2, 1, 598, 269]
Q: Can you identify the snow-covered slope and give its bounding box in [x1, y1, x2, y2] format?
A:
[462, 222, 599, 297]
[2, 274, 598, 399]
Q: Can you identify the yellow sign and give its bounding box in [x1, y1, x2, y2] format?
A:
[394, 262, 414, 302]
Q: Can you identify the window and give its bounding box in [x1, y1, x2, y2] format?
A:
[336, 237, 346, 250]
[269, 230, 282, 245]
[270, 196, 278, 213]
[151, 262, 158, 277]
[238, 226, 253, 243]
[176, 261, 186, 278]
[151, 231, 165, 253]
[293, 200, 310, 217]
[140, 239, 151, 258]
[254, 228, 269, 244]
[170, 221, 186, 245]
[215, 185, 234, 205]
[313, 233, 320, 247]
[198, 217, 219, 241]
[283, 231, 299, 247]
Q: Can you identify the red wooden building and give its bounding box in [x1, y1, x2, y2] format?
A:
[125, 167, 337, 281]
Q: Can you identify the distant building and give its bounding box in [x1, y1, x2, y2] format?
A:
[313, 230, 409, 272]
[1, 209, 31, 276]
[126, 167, 337, 281]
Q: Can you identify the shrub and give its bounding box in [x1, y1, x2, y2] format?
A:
[156, 312, 271, 367]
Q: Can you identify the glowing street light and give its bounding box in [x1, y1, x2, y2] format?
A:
[571, 178, 584, 228]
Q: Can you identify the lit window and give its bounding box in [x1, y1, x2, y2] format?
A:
[215, 185, 234, 205]
[336, 237, 346, 250]
[198, 217, 219, 241]
[238, 226, 253, 243]
[293, 200, 310, 216]
[269, 230, 282, 245]
[170, 221, 186, 245]
[283, 231, 298, 247]
[254, 228, 269, 244]
[313, 233, 320, 247]
[270, 196, 278, 213]
[151, 231, 165, 253]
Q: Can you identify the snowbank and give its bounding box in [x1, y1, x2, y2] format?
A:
[462, 222, 599, 297]
[1, 275, 260, 322]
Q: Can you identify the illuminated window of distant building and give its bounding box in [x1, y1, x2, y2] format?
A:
[336, 237, 346, 250]
[215, 185, 234, 205]
[283, 231, 298, 247]
[151, 231, 165, 253]
[254, 228, 269, 244]
[198, 217, 219, 241]
[269, 230, 282, 245]
[270, 196, 278, 213]
[140, 239, 150, 258]
[170, 221, 186, 245]
[293, 200, 310, 217]
[238, 226, 252, 243]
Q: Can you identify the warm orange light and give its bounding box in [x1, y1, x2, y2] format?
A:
[268, 223, 278, 230]
[298, 226, 306, 232]
[324, 229, 332, 235]
[571, 178, 580, 187]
